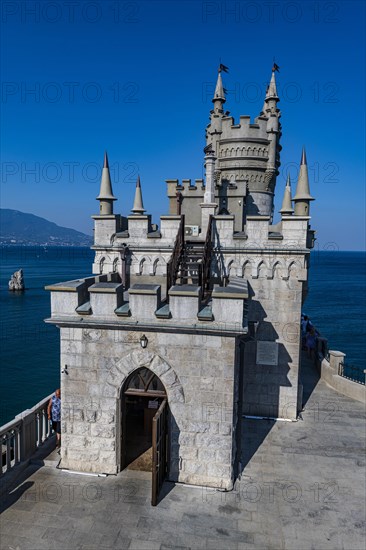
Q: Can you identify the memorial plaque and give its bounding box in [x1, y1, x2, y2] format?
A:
[256, 341, 279, 366]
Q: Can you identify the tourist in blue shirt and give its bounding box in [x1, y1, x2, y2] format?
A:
[47, 388, 61, 449]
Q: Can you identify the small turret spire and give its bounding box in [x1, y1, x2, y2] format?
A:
[279, 174, 294, 215]
[96, 151, 116, 215]
[293, 148, 314, 216]
[266, 70, 279, 99]
[213, 71, 226, 102]
[260, 67, 280, 117]
[131, 175, 145, 214]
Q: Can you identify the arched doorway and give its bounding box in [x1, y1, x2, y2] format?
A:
[121, 367, 167, 473]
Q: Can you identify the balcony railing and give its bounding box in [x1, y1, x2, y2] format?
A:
[338, 362, 365, 386]
[1, 394, 53, 477]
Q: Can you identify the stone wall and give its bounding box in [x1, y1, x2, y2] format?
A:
[242, 271, 303, 420]
[59, 327, 240, 489]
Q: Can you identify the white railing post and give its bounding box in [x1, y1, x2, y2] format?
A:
[14, 427, 20, 466]
[0, 393, 54, 476]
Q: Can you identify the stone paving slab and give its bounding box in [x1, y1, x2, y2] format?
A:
[0, 355, 365, 550]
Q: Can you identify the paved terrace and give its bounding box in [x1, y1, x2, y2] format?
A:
[1, 355, 365, 550]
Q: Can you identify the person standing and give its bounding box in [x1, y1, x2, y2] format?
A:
[48, 388, 61, 449]
[306, 327, 317, 361]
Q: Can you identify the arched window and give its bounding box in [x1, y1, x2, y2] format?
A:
[124, 368, 166, 397]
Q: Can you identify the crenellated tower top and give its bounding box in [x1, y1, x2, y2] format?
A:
[204, 64, 282, 226]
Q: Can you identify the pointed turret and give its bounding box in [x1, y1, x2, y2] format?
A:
[293, 148, 314, 216]
[213, 72, 225, 102]
[206, 67, 228, 160]
[131, 175, 145, 214]
[279, 174, 294, 216]
[212, 69, 226, 114]
[261, 67, 280, 117]
[266, 70, 279, 99]
[96, 152, 117, 215]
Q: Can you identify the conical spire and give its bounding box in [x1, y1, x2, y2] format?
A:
[96, 151, 116, 215]
[131, 175, 145, 214]
[293, 148, 314, 216]
[213, 71, 225, 102]
[266, 70, 278, 99]
[279, 174, 294, 215]
[300, 147, 307, 165]
[97, 151, 116, 201]
[261, 68, 279, 117]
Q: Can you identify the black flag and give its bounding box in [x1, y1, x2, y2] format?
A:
[219, 63, 229, 73]
[272, 63, 280, 73]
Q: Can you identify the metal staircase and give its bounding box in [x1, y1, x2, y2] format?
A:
[166, 216, 214, 302]
[178, 241, 204, 285]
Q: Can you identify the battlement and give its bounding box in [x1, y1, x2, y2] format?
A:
[214, 214, 312, 252]
[219, 115, 270, 140]
[166, 179, 205, 198]
[93, 214, 182, 248]
[45, 273, 121, 316]
[46, 280, 249, 333]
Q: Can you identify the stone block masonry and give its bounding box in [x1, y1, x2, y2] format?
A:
[57, 327, 241, 489]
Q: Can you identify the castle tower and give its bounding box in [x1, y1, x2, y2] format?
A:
[279, 173, 294, 216]
[246, 68, 281, 220]
[208, 66, 281, 226]
[293, 148, 314, 216]
[131, 175, 145, 215]
[96, 152, 117, 215]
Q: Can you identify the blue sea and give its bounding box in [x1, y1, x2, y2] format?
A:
[0, 247, 365, 425]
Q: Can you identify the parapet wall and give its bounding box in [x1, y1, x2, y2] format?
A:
[214, 214, 310, 251]
[46, 280, 249, 333]
[316, 349, 365, 404]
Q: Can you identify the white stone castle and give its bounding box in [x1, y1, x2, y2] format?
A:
[46, 66, 315, 502]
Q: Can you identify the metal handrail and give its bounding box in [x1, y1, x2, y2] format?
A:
[200, 215, 213, 300]
[338, 362, 365, 385]
[166, 215, 185, 301]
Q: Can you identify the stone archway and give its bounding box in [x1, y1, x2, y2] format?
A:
[101, 349, 185, 474]
[103, 350, 185, 405]
[121, 366, 167, 471]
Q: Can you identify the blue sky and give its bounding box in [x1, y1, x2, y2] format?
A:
[1, 0, 365, 250]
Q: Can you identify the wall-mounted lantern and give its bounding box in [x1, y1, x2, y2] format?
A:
[140, 334, 148, 349]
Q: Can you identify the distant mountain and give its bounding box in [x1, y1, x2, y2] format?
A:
[0, 209, 93, 246]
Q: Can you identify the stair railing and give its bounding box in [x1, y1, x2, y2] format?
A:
[200, 215, 213, 300]
[166, 215, 185, 301]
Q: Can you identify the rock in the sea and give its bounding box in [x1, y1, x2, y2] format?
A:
[8, 269, 25, 291]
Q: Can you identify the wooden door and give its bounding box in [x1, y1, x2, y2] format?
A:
[151, 399, 168, 506]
